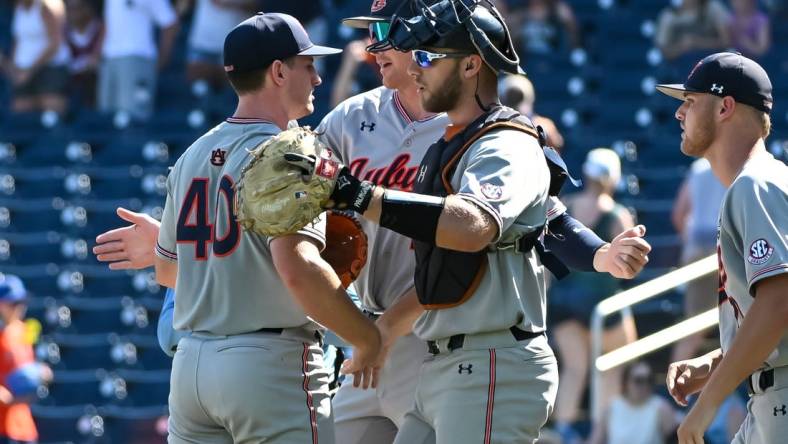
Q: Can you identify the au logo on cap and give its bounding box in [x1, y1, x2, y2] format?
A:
[371, 0, 387, 12]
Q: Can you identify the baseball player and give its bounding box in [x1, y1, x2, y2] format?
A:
[280, 1, 651, 442]
[658, 52, 788, 444]
[153, 13, 382, 443]
[93, 2, 651, 443]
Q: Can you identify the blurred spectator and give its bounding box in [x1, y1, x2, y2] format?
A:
[330, 38, 381, 107]
[588, 361, 679, 444]
[5, 0, 70, 115]
[0, 274, 54, 444]
[670, 158, 727, 362]
[99, 0, 178, 121]
[258, 1, 328, 45]
[499, 73, 564, 152]
[176, 0, 255, 93]
[728, 0, 771, 59]
[502, 0, 581, 56]
[547, 148, 638, 444]
[655, 0, 730, 62]
[64, 0, 103, 108]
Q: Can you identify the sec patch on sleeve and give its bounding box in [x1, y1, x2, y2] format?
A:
[748, 238, 774, 265]
[480, 183, 503, 200]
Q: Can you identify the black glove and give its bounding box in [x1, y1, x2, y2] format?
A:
[284, 152, 377, 213]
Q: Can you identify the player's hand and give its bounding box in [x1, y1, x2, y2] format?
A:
[666, 354, 715, 407]
[339, 328, 383, 390]
[593, 225, 650, 279]
[284, 152, 376, 213]
[677, 399, 717, 444]
[92, 208, 161, 270]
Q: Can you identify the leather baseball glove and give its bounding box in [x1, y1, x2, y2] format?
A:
[322, 211, 368, 289]
[235, 126, 336, 237]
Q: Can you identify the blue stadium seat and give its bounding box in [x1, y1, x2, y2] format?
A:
[111, 369, 170, 407]
[32, 404, 109, 443]
[0, 263, 60, 295]
[101, 405, 168, 444]
[38, 333, 114, 371]
[112, 334, 171, 371]
[37, 369, 104, 406]
[0, 197, 66, 233]
[0, 166, 67, 198]
[57, 296, 128, 335]
[0, 231, 62, 265]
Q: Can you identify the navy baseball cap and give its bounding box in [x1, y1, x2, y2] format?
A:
[343, 0, 415, 28]
[224, 12, 342, 73]
[0, 274, 27, 303]
[656, 52, 773, 114]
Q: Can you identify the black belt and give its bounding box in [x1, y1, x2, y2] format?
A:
[427, 326, 544, 355]
[748, 368, 775, 395]
[255, 327, 284, 334]
[362, 309, 381, 320]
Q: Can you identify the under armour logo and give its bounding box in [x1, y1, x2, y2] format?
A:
[337, 176, 351, 190]
[360, 121, 376, 132]
[710, 84, 724, 94]
[775, 405, 787, 416]
[417, 165, 427, 183]
[458, 364, 473, 374]
[210, 149, 227, 166]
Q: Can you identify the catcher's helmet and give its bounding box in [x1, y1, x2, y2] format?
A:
[369, 0, 524, 76]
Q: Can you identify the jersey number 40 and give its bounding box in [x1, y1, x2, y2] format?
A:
[176, 176, 240, 260]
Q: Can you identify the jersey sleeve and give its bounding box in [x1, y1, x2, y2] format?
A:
[156, 169, 178, 262]
[725, 175, 788, 295]
[455, 129, 549, 242]
[546, 196, 568, 221]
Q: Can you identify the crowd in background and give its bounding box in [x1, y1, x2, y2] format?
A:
[1, 1, 786, 443]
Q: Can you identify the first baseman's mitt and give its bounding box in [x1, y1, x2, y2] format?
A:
[235, 126, 335, 237]
[322, 211, 368, 289]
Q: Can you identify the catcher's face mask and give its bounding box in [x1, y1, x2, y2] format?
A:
[368, 0, 524, 76]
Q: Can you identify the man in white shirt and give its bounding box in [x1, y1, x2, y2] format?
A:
[99, 0, 179, 121]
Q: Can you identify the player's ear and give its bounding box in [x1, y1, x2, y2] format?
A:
[269, 60, 287, 87]
[462, 55, 482, 79]
[718, 96, 736, 121]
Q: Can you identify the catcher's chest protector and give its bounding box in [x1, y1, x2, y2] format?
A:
[412, 106, 568, 309]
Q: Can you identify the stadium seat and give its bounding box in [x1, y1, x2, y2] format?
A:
[110, 369, 170, 407]
[57, 296, 128, 335]
[0, 166, 67, 198]
[112, 334, 171, 371]
[0, 263, 60, 295]
[37, 369, 105, 406]
[38, 333, 114, 371]
[0, 231, 62, 265]
[101, 405, 168, 444]
[0, 197, 66, 233]
[32, 404, 109, 443]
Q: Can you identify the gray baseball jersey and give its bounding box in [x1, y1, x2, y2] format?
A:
[156, 118, 326, 336]
[413, 128, 551, 341]
[316, 87, 449, 312]
[717, 151, 788, 368]
[317, 87, 565, 313]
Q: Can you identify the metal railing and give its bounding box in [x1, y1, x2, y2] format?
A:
[589, 254, 718, 421]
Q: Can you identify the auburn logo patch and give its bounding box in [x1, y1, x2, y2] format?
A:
[371, 0, 387, 13]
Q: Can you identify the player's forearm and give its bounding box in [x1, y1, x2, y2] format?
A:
[695, 279, 788, 408]
[154, 257, 177, 288]
[277, 244, 380, 349]
[376, 287, 423, 343]
[363, 188, 496, 252]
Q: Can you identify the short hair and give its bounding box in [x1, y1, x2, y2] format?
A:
[226, 57, 296, 95]
[739, 103, 772, 139]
